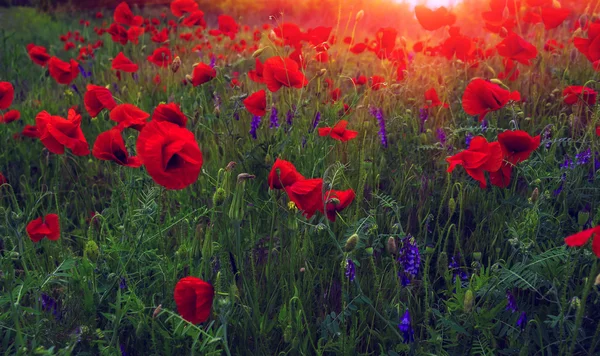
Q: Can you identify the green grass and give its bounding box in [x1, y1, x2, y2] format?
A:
[1, 4, 600, 355]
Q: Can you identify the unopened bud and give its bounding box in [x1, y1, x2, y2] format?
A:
[386, 237, 397, 254]
[595, 273, 600, 286]
[355, 10, 364, 22]
[171, 56, 181, 73]
[317, 68, 327, 77]
[464, 290, 474, 312]
[252, 47, 266, 58]
[530, 188, 539, 202]
[448, 197, 456, 217]
[152, 304, 162, 319]
[345, 234, 359, 252]
[578, 211, 590, 226]
[237, 173, 256, 183]
[490, 78, 504, 86]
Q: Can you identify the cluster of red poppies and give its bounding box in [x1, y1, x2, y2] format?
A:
[268, 159, 355, 222]
[0, 82, 19, 124]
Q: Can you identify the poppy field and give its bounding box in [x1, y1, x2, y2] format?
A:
[2, 0, 600, 354]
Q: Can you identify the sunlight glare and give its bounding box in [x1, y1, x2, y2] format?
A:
[399, 0, 460, 8]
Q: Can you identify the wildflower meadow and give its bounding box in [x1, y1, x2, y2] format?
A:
[1, 0, 600, 354]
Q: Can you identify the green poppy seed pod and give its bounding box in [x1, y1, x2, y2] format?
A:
[265, 153, 273, 165]
[386, 237, 397, 254]
[213, 188, 226, 206]
[345, 234, 359, 252]
[448, 197, 456, 217]
[595, 273, 600, 286]
[252, 47, 266, 58]
[355, 10, 364, 22]
[578, 211, 590, 226]
[438, 252, 448, 276]
[365, 247, 374, 255]
[425, 246, 435, 255]
[84, 240, 99, 262]
[473, 252, 482, 261]
[405, 109, 412, 114]
[530, 188, 539, 203]
[464, 290, 474, 313]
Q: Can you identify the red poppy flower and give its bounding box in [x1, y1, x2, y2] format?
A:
[110, 104, 149, 131]
[243, 90, 266, 116]
[0, 172, 6, 185]
[564, 225, 600, 258]
[268, 159, 304, 190]
[372, 27, 398, 59]
[248, 58, 264, 83]
[424, 88, 449, 108]
[352, 75, 367, 86]
[218, 15, 239, 40]
[350, 43, 368, 54]
[305, 26, 332, 47]
[0, 82, 14, 110]
[35, 109, 90, 156]
[446, 136, 503, 188]
[414, 5, 456, 31]
[127, 26, 145, 44]
[48, 57, 79, 85]
[170, 0, 199, 17]
[152, 103, 187, 127]
[498, 59, 520, 81]
[489, 163, 512, 188]
[544, 39, 564, 53]
[462, 79, 521, 121]
[151, 28, 169, 43]
[262, 56, 308, 92]
[182, 11, 206, 28]
[497, 130, 540, 165]
[84, 84, 117, 118]
[0, 110, 20, 124]
[541, 7, 570, 29]
[26, 214, 60, 243]
[22, 125, 40, 138]
[496, 32, 538, 65]
[174, 276, 214, 324]
[107, 23, 128, 45]
[574, 23, 600, 67]
[136, 120, 203, 190]
[26, 44, 51, 67]
[147, 47, 172, 68]
[563, 86, 597, 106]
[523, 11, 542, 24]
[273, 23, 303, 48]
[285, 178, 324, 219]
[114, 2, 143, 27]
[190, 63, 216, 87]
[92, 128, 142, 168]
[112, 52, 139, 73]
[318, 120, 358, 142]
[325, 189, 355, 222]
[370, 75, 386, 91]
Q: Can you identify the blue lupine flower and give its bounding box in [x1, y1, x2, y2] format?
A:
[369, 107, 388, 148]
[250, 115, 261, 139]
[506, 290, 518, 313]
[516, 312, 527, 330]
[448, 254, 469, 282]
[465, 132, 473, 148]
[397, 235, 420, 286]
[345, 259, 356, 282]
[437, 128, 446, 146]
[398, 309, 414, 343]
[269, 105, 279, 128]
[576, 148, 592, 165]
[311, 111, 321, 132]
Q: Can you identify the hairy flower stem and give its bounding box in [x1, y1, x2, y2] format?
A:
[568, 260, 599, 355]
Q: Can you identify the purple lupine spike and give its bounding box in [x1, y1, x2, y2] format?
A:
[481, 119, 488, 132]
[70, 84, 80, 95]
[286, 108, 294, 127]
[397, 235, 420, 286]
[209, 55, 216, 68]
[345, 259, 356, 282]
[269, 105, 279, 128]
[250, 115, 261, 139]
[234, 111, 240, 121]
[465, 132, 473, 148]
[560, 155, 573, 170]
[437, 128, 447, 146]
[506, 290, 518, 313]
[576, 148, 592, 165]
[398, 309, 414, 343]
[119, 277, 128, 290]
[516, 312, 527, 331]
[311, 111, 321, 132]
[369, 107, 388, 148]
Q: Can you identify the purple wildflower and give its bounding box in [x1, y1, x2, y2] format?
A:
[345, 259, 356, 282]
[369, 107, 388, 148]
[70, 84, 79, 95]
[269, 105, 279, 128]
[250, 115, 261, 139]
[517, 311, 527, 331]
[465, 132, 473, 148]
[437, 128, 447, 146]
[119, 277, 128, 290]
[286, 108, 294, 126]
[481, 119, 488, 132]
[542, 127, 552, 149]
[78, 64, 91, 79]
[576, 148, 592, 165]
[448, 254, 469, 282]
[311, 112, 321, 132]
[506, 290, 518, 313]
[398, 309, 415, 343]
[560, 155, 574, 170]
[553, 173, 566, 196]
[234, 111, 240, 121]
[132, 72, 139, 82]
[120, 344, 128, 356]
[40, 293, 60, 320]
[397, 235, 420, 286]
[209, 55, 216, 68]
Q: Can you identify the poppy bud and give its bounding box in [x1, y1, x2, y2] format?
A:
[386, 237, 397, 254]
[84, 240, 99, 262]
[448, 197, 456, 217]
[473, 252, 482, 261]
[226, 161, 236, 171]
[355, 10, 364, 22]
[269, 30, 277, 42]
[595, 273, 600, 286]
[570, 296, 581, 309]
[185, 74, 193, 84]
[490, 78, 504, 86]
[237, 173, 256, 183]
[265, 153, 272, 165]
[152, 304, 162, 319]
[364, 247, 373, 255]
[213, 188, 226, 206]
[464, 290, 474, 313]
[317, 68, 327, 77]
[252, 47, 266, 58]
[579, 14, 588, 29]
[570, 48, 578, 63]
[171, 56, 181, 73]
[578, 211, 590, 226]
[530, 188, 539, 203]
[345, 234, 359, 252]
[300, 267, 305, 273]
